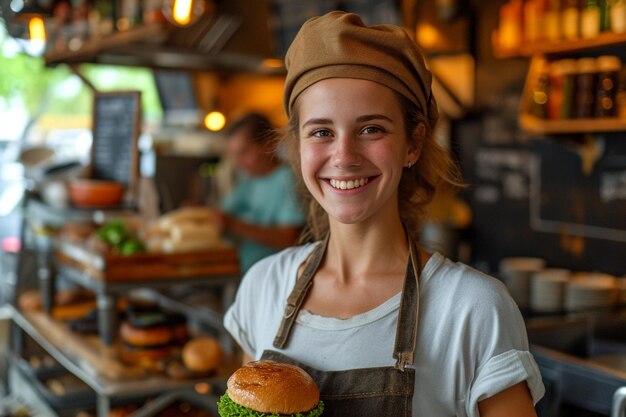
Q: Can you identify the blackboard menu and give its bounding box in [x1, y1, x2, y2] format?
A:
[533, 139, 626, 242]
[90, 91, 141, 197]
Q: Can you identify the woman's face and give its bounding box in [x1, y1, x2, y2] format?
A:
[297, 78, 418, 226]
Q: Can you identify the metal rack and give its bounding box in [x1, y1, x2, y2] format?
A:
[3, 197, 241, 416]
[8, 305, 233, 416]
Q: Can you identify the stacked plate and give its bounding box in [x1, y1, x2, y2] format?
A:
[499, 257, 546, 309]
[565, 273, 617, 311]
[530, 268, 570, 312]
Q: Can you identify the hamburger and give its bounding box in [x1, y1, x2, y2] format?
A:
[218, 360, 324, 417]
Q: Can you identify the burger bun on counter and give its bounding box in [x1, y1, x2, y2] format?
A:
[182, 337, 223, 374]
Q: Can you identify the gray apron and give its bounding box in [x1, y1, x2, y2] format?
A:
[261, 234, 422, 417]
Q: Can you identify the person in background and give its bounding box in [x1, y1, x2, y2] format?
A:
[223, 12, 544, 417]
[216, 112, 305, 273]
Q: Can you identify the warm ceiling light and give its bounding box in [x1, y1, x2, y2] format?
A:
[204, 111, 226, 131]
[173, 0, 193, 25]
[29, 16, 46, 41]
[416, 23, 440, 49]
[164, 0, 206, 27]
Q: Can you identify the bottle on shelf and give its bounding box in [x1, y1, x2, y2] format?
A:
[117, 0, 142, 31]
[548, 60, 565, 119]
[574, 57, 598, 118]
[545, 0, 563, 41]
[560, 59, 578, 119]
[498, 0, 524, 51]
[611, 0, 626, 32]
[52, 0, 72, 52]
[525, 0, 548, 43]
[600, 0, 613, 31]
[70, 0, 90, 44]
[594, 55, 622, 117]
[142, 0, 164, 23]
[581, 0, 602, 38]
[562, 0, 581, 40]
[94, 0, 114, 36]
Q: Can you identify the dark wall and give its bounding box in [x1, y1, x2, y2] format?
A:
[454, 1, 626, 276]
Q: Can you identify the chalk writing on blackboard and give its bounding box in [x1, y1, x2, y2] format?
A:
[601, 170, 626, 203]
[90, 91, 141, 196]
[530, 143, 626, 243]
[474, 148, 533, 201]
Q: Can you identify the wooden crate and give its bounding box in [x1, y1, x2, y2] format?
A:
[57, 240, 239, 282]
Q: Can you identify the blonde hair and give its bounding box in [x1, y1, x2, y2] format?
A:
[279, 93, 462, 243]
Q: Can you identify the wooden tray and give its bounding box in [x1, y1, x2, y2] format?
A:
[57, 240, 239, 282]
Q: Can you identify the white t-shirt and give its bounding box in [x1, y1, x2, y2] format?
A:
[224, 242, 545, 417]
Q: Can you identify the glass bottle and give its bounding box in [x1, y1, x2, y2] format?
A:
[95, 0, 114, 35]
[562, 0, 580, 39]
[525, 0, 547, 42]
[143, 0, 164, 23]
[594, 55, 622, 117]
[581, 0, 602, 38]
[499, 0, 524, 51]
[545, 0, 563, 41]
[611, 0, 626, 32]
[574, 57, 598, 118]
[548, 60, 563, 119]
[600, 0, 613, 31]
[560, 59, 578, 118]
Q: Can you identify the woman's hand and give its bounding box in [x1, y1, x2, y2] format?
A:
[212, 209, 232, 233]
[213, 209, 302, 249]
[478, 382, 537, 417]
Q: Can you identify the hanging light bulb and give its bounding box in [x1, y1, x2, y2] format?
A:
[29, 15, 46, 42]
[163, 0, 206, 27]
[204, 111, 226, 131]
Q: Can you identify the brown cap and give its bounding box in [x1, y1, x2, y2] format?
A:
[284, 11, 438, 129]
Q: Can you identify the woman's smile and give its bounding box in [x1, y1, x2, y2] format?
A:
[327, 177, 373, 190]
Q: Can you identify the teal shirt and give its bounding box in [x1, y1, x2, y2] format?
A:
[220, 164, 305, 273]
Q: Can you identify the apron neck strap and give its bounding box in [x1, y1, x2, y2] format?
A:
[272, 232, 422, 372]
[273, 234, 329, 349]
[392, 236, 421, 371]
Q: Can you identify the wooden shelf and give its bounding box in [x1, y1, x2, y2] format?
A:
[45, 23, 168, 66]
[519, 114, 626, 135]
[494, 31, 626, 58]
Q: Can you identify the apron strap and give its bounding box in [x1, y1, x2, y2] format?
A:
[392, 237, 421, 371]
[273, 234, 329, 349]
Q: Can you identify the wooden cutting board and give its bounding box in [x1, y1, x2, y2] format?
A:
[57, 240, 239, 282]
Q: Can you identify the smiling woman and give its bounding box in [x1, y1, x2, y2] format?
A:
[222, 11, 544, 417]
[297, 78, 415, 228]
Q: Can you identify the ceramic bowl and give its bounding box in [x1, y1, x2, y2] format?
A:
[68, 179, 125, 207]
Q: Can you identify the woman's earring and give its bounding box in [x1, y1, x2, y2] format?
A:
[407, 161, 412, 169]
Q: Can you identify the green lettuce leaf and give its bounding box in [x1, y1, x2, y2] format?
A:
[217, 393, 324, 417]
